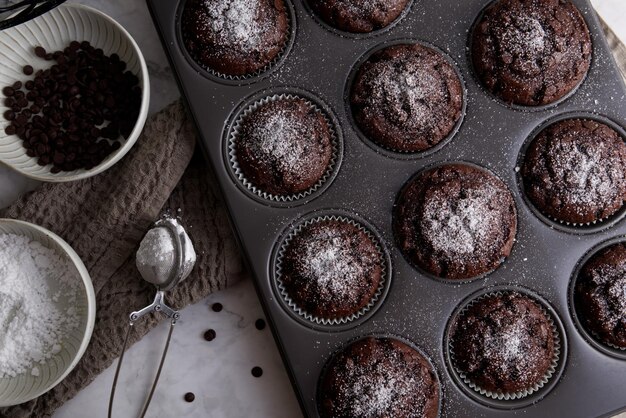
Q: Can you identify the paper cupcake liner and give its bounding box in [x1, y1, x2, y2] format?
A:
[545, 210, 622, 228]
[588, 328, 626, 351]
[180, 0, 294, 82]
[449, 290, 562, 401]
[228, 94, 340, 203]
[275, 215, 388, 326]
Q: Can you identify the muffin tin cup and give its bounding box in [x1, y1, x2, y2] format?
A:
[344, 38, 468, 160]
[302, 0, 416, 40]
[569, 236, 626, 360]
[272, 210, 392, 331]
[466, 0, 592, 113]
[516, 112, 626, 234]
[315, 333, 443, 418]
[176, 0, 297, 85]
[444, 285, 567, 409]
[393, 160, 518, 284]
[225, 87, 343, 207]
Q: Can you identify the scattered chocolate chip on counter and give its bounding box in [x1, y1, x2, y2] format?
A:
[255, 319, 266, 330]
[203, 329, 216, 342]
[211, 302, 223, 312]
[251, 366, 263, 378]
[184, 392, 195, 403]
[1, 41, 142, 172]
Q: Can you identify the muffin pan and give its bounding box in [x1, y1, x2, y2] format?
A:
[146, 0, 626, 416]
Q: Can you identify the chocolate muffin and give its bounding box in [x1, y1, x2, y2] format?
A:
[181, 0, 289, 76]
[471, 0, 591, 106]
[319, 337, 439, 418]
[279, 219, 383, 320]
[450, 292, 556, 395]
[351, 44, 464, 153]
[307, 0, 411, 33]
[522, 119, 626, 225]
[234, 97, 333, 196]
[575, 242, 626, 349]
[394, 164, 517, 280]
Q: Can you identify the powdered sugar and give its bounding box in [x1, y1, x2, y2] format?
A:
[136, 227, 177, 286]
[248, 109, 313, 171]
[298, 223, 371, 302]
[0, 233, 80, 378]
[201, 0, 266, 52]
[607, 277, 626, 312]
[368, 59, 442, 129]
[484, 323, 526, 365]
[548, 139, 618, 206]
[340, 359, 419, 416]
[421, 184, 498, 256]
[501, 16, 546, 58]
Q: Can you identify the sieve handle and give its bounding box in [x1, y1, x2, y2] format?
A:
[108, 320, 176, 418]
[108, 290, 179, 418]
[129, 290, 180, 323]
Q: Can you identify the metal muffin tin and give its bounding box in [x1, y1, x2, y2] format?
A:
[146, 0, 626, 416]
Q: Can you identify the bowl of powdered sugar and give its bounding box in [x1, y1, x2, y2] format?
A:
[0, 219, 95, 406]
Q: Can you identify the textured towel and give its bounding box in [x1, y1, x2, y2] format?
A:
[0, 15, 625, 418]
[0, 101, 243, 418]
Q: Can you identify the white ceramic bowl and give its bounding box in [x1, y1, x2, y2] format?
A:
[0, 218, 96, 407]
[0, 3, 150, 182]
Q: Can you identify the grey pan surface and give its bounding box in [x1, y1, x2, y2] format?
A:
[146, 0, 626, 416]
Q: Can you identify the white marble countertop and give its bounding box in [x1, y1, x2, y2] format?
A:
[0, 0, 625, 417]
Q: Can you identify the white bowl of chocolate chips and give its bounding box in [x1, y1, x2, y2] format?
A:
[0, 3, 150, 182]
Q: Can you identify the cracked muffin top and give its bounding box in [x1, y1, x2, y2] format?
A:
[181, 0, 289, 76]
[471, 0, 591, 106]
[522, 119, 626, 225]
[319, 337, 440, 418]
[575, 242, 626, 349]
[350, 43, 463, 153]
[394, 164, 517, 280]
[450, 292, 556, 395]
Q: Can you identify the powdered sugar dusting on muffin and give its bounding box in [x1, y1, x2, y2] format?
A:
[483, 320, 540, 374]
[248, 109, 313, 171]
[501, 16, 547, 61]
[421, 184, 498, 257]
[236, 98, 333, 195]
[297, 223, 373, 303]
[368, 59, 444, 131]
[325, 338, 438, 417]
[202, 0, 267, 52]
[548, 139, 620, 207]
[339, 356, 421, 416]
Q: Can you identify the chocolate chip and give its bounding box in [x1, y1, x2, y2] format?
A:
[211, 303, 223, 312]
[2, 87, 14, 97]
[12, 81, 22, 90]
[34, 46, 46, 58]
[255, 319, 266, 330]
[3, 110, 15, 121]
[251, 367, 263, 378]
[203, 329, 216, 341]
[23, 65, 33, 76]
[184, 392, 195, 403]
[5, 125, 16, 135]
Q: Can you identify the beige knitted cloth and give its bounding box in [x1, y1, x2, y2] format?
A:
[0, 101, 243, 418]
